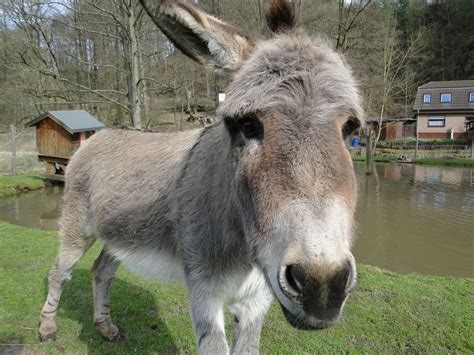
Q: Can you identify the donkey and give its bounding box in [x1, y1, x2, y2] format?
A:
[39, 0, 363, 353]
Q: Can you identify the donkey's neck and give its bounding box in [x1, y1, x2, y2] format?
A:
[175, 121, 251, 269]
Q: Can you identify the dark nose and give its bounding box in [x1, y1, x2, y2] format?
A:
[279, 262, 354, 321]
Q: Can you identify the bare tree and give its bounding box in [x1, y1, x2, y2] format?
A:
[336, 0, 373, 53]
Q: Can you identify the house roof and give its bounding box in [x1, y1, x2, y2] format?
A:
[26, 110, 105, 134]
[413, 80, 474, 113]
[419, 80, 474, 89]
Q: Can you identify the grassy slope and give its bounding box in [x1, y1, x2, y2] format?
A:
[0, 222, 472, 354]
[0, 173, 44, 197]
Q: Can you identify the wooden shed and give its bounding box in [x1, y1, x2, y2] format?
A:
[26, 110, 104, 181]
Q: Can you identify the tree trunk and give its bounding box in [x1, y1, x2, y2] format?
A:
[138, 44, 149, 125]
[2, 11, 7, 82]
[205, 70, 211, 98]
[127, 5, 142, 129]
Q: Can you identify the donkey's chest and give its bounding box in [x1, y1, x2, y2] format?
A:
[106, 243, 256, 295]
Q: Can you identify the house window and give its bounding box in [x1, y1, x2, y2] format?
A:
[469, 92, 474, 102]
[423, 93, 431, 104]
[428, 117, 445, 127]
[440, 93, 452, 103]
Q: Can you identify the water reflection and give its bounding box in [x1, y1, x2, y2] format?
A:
[353, 162, 473, 278]
[0, 185, 62, 231]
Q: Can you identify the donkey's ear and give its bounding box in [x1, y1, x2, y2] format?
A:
[140, 0, 251, 73]
[266, 0, 296, 34]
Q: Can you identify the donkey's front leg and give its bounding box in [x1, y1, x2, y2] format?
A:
[229, 269, 273, 355]
[188, 285, 229, 355]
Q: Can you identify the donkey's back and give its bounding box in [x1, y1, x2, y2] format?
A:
[68, 127, 200, 209]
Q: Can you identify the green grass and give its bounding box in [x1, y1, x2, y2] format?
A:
[415, 158, 474, 167]
[0, 221, 472, 353]
[0, 173, 44, 197]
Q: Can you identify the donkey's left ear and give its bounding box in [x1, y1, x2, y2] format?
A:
[140, 0, 251, 74]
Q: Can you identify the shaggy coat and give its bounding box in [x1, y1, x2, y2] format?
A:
[39, 1, 363, 354]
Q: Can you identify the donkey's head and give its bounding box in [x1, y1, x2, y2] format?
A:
[141, 0, 363, 330]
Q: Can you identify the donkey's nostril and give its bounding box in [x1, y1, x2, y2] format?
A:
[286, 265, 303, 294]
[278, 264, 304, 300]
[344, 261, 356, 294]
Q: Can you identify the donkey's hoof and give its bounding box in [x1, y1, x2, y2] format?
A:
[39, 320, 57, 342]
[39, 331, 57, 342]
[95, 321, 123, 342]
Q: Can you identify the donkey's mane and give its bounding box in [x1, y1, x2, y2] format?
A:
[266, 0, 296, 33]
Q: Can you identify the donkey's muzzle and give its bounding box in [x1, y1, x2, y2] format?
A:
[278, 261, 355, 326]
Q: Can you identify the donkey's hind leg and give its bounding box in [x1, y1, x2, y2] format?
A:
[91, 248, 121, 340]
[39, 233, 95, 341]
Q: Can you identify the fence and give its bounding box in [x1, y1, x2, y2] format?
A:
[351, 144, 473, 161]
[376, 144, 473, 159]
[352, 136, 474, 160]
[0, 127, 42, 174]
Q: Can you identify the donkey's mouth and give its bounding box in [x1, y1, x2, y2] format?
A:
[279, 303, 337, 330]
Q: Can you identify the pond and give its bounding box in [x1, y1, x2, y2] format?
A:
[353, 162, 473, 278]
[0, 162, 472, 278]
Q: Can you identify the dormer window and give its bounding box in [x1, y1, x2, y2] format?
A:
[469, 92, 474, 102]
[440, 92, 452, 103]
[423, 93, 431, 104]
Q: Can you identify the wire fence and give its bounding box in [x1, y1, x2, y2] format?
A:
[0, 128, 42, 174]
[0, 128, 472, 175]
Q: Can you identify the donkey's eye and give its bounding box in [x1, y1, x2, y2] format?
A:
[342, 119, 359, 139]
[239, 117, 263, 140]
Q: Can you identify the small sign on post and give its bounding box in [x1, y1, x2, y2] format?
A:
[218, 92, 226, 106]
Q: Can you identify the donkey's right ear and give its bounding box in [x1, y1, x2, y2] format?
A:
[140, 0, 251, 74]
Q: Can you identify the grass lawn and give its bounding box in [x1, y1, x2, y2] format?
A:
[0, 173, 44, 198]
[0, 221, 472, 353]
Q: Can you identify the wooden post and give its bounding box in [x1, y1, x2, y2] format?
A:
[415, 135, 419, 161]
[366, 127, 373, 175]
[10, 124, 16, 175]
[415, 109, 419, 161]
[79, 132, 86, 145]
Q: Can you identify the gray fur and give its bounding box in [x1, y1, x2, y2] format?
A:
[39, 1, 363, 354]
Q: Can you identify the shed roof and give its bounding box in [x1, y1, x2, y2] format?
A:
[26, 110, 105, 134]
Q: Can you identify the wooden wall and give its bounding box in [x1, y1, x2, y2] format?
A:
[385, 122, 405, 140]
[36, 117, 79, 159]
